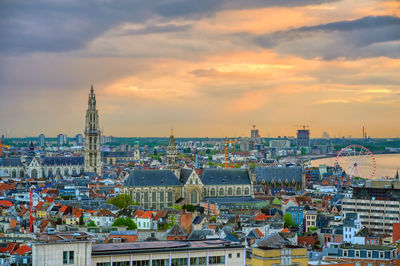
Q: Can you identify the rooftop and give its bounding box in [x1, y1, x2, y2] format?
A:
[92, 240, 243, 255]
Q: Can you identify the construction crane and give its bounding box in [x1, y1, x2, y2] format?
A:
[0, 140, 11, 158]
[224, 138, 237, 168]
[30, 183, 55, 232]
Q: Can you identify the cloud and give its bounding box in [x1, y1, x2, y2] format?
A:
[0, 0, 337, 54]
[254, 16, 400, 59]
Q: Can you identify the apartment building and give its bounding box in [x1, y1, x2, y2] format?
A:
[342, 180, 400, 235]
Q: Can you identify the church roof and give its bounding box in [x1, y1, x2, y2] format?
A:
[42, 157, 84, 166]
[0, 158, 23, 167]
[179, 168, 193, 184]
[254, 166, 302, 183]
[125, 170, 181, 187]
[201, 169, 251, 185]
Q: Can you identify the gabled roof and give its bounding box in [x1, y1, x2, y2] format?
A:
[13, 245, 32, 255]
[0, 243, 18, 254]
[167, 223, 186, 237]
[254, 166, 302, 183]
[179, 168, 193, 184]
[125, 170, 181, 187]
[201, 169, 251, 185]
[0, 200, 14, 207]
[134, 210, 154, 219]
[192, 216, 205, 225]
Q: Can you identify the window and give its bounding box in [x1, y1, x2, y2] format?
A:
[343, 250, 348, 257]
[367, 251, 372, 258]
[190, 257, 207, 265]
[367, 263, 373, 266]
[379, 264, 385, 266]
[152, 259, 169, 266]
[219, 188, 224, 196]
[379, 251, 385, 258]
[237, 252, 241, 258]
[113, 262, 130, 266]
[228, 253, 232, 258]
[63, 251, 74, 264]
[209, 256, 225, 265]
[97, 263, 111, 266]
[171, 258, 188, 266]
[355, 250, 360, 257]
[236, 187, 242, 195]
[355, 263, 361, 266]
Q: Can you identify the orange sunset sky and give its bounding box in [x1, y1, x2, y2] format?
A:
[0, 0, 399, 138]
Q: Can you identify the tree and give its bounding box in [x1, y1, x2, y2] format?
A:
[210, 216, 217, 222]
[284, 213, 293, 227]
[87, 220, 97, 227]
[182, 204, 196, 212]
[112, 217, 137, 230]
[107, 194, 133, 210]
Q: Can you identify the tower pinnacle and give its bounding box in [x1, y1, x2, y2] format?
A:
[84, 85, 102, 176]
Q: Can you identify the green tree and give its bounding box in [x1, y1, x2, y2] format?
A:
[87, 220, 97, 227]
[284, 213, 293, 227]
[210, 216, 217, 222]
[182, 204, 196, 212]
[112, 217, 137, 230]
[107, 194, 133, 210]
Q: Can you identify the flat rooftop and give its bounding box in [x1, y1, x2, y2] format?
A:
[92, 240, 243, 255]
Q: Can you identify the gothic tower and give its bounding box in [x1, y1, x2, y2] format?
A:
[84, 85, 102, 176]
[166, 129, 179, 176]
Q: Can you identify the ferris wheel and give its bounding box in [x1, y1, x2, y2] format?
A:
[335, 144, 376, 179]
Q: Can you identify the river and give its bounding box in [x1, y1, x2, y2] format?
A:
[311, 153, 400, 179]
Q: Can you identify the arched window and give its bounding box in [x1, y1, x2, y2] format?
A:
[56, 168, 61, 176]
[20, 170, 25, 178]
[190, 190, 198, 204]
[219, 188, 224, 196]
[12, 169, 16, 178]
[80, 167, 84, 174]
[228, 187, 233, 196]
[31, 169, 38, 179]
[64, 168, 69, 176]
[236, 187, 242, 196]
[72, 168, 77, 176]
[210, 188, 216, 196]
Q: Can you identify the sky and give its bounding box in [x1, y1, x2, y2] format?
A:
[0, 0, 399, 138]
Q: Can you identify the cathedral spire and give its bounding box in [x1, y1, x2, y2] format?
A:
[84, 85, 102, 176]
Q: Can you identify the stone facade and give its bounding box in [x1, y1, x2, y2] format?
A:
[84, 85, 102, 176]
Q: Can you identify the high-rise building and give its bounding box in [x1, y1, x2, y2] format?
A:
[57, 134, 65, 146]
[63, 134, 68, 144]
[38, 134, 45, 147]
[75, 134, 83, 146]
[297, 127, 310, 147]
[251, 125, 260, 138]
[84, 85, 102, 176]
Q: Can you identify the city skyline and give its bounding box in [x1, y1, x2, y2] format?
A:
[1, 0, 399, 138]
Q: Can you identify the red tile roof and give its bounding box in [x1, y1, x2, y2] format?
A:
[0, 243, 18, 254]
[0, 200, 14, 207]
[0, 183, 15, 190]
[13, 245, 31, 255]
[281, 228, 291, 233]
[134, 210, 154, 219]
[60, 205, 68, 213]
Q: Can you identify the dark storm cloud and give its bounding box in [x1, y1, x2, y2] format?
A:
[254, 16, 400, 59]
[0, 0, 336, 54]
